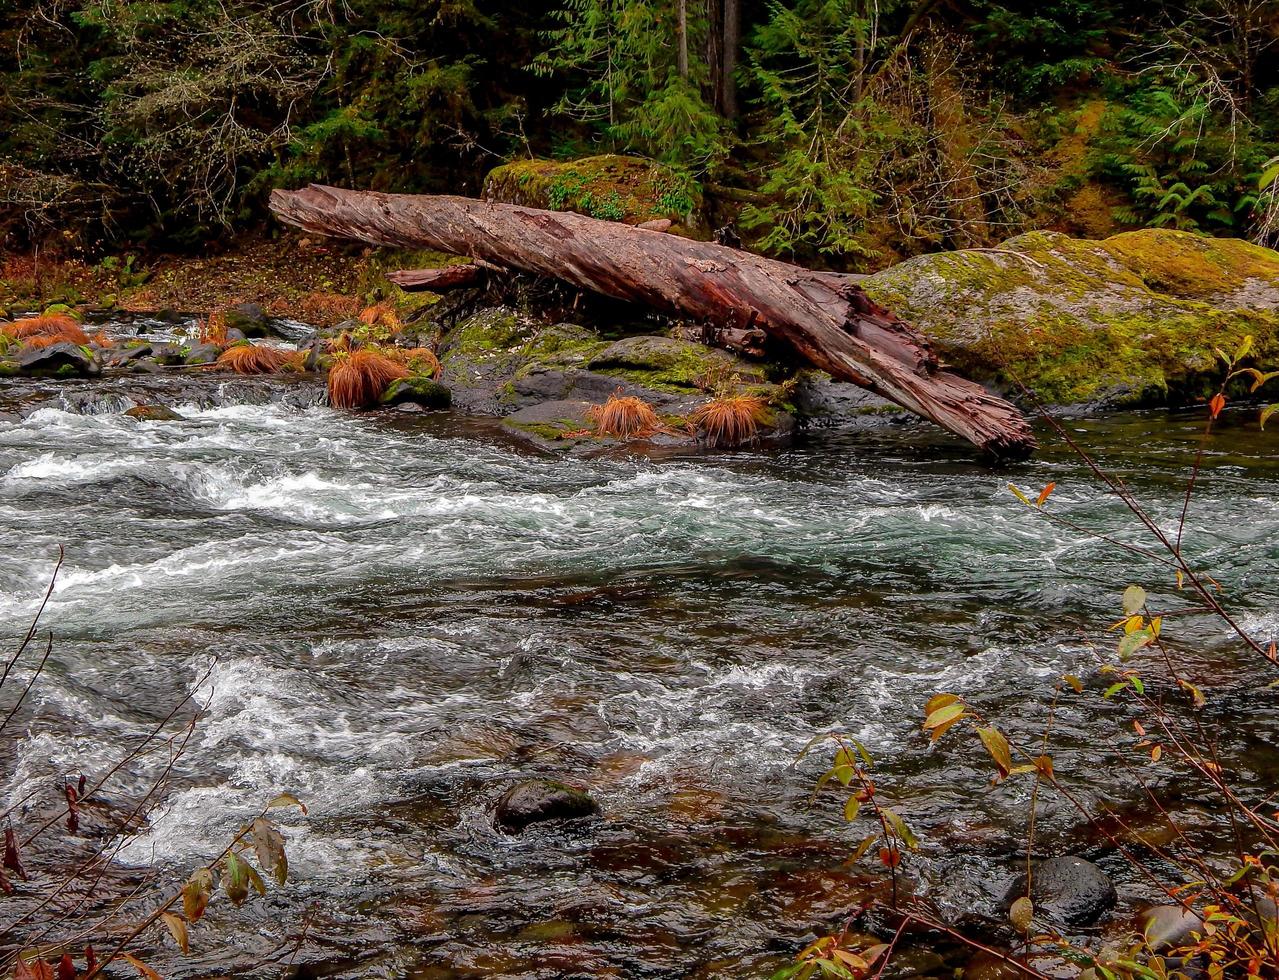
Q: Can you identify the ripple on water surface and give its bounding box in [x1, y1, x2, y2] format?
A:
[1, 398, 1277, 977]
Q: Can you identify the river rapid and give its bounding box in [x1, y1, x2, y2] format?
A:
[1, 362, 1277, 977]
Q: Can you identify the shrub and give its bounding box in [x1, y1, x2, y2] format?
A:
[215, 344, 301, 375]
[690, 394, 769, 447]
[588, 392, 662, 439]
[327, 349, 409, 409]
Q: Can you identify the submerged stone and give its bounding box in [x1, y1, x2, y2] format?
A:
[1004, 856, 1117, 927]
[495, 778, 598, 833]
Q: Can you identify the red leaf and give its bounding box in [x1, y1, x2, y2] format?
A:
[1036, 482, 1056, 507]
[1209, 393, 1226, 419]
[57, 954, 76, 980]
[65, 783, 80, 834]
[4, 826, 27, 880]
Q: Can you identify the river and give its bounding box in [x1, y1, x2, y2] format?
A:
[1, 364, 1276, 977]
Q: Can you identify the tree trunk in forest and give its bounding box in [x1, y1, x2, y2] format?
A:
[721, 0, 740, 119]
[677, 0, 689, 80]
[270, 184, 1036, 458]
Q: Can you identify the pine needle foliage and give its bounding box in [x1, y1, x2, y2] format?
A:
[588, 391, 662, 439]
[2, 315, 90, 345]
[327, 350, 409, 409]
[690, 394, 770, 447]
[216, 344, 302, 375]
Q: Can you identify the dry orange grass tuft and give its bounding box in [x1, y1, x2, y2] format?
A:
[690, 395, 770, 447]
[89, 330, 114, 348]
[2, 314, 90, 345]
[588, 392, 662, 439]
[327, 350, 409, 409]
[199, 311, 229, 346]
[215, 344, 302, 375]
[358, 302, 401, 332]
[24, 333, 82, 349]
[386, 346, 442, 379]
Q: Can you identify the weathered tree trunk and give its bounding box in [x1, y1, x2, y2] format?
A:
[270, 184, 1035, 458]
[389, 264, 485, 292]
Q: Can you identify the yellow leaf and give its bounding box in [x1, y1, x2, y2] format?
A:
[924, 693, 960, 716]
[1008, 483, 1032, 506]
[160, 911, 189, 955]
[1010, 896, 1034, 933]
[923, 701, 966, 732]
[121, 953, 163, 980]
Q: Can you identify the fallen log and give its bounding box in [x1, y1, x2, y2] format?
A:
[388, 263, 486, 292]
[269, 184, 1036, 458]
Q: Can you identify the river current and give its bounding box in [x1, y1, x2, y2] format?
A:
[1, 369, 1276, 977]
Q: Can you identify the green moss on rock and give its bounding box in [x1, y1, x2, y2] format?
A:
[380, 376, 452, 409]
[863, 228, 1279, 406]
[483, 155, 704, 232]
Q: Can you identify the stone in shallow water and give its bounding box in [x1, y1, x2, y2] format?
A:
[494, 778, 598, 833]
[379, 376, 452, 409]
[17, 341, 97, 377]
[1140, 904, 1203, 950]
[1004, 856, 1117, 927]
[124, 404, 184, 422]
[185, 343, 222, 365]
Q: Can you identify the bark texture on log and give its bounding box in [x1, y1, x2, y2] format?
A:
[389, 264, 485, 292]
[270, 184, 1035, 458]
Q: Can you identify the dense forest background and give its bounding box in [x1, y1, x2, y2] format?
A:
[1, 0, 1277, 269]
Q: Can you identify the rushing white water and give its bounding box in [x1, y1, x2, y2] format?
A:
[1, 387, 1276, 977]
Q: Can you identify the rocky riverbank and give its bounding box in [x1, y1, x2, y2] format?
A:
[2, 221, 1276, 450]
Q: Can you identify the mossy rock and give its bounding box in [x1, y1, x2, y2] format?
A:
[482, 155, 705, 233]
[500, 399, 597, 450]
[863, 228, 1279, 407]
[0, 360, 18, 377]
[587, 335, 767, 394]
[379, 376, 452, 409]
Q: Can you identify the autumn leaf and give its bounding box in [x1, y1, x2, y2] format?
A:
[121, 952, 163, 980]
[183, 868, 213, 922]
[1209, 392, 1226, 419]
[1010, 896, 1034, 933]
[160, 911, 190, 955]
[976, 726, 1013, 778]
[1035, 482, 1056, 507]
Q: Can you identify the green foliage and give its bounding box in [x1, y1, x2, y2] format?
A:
[532, 0, 727, 168]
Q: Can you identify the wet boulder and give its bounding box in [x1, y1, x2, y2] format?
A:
[1140, 905, 1203, 950]
[225, 302, 269, 337]
[185, 343, 222, 365]
[495, 778, 598, 833]
[124, 404, 184, 422]
[18, 341, 98, 377]
[1005, 856, 1117, 928]
[106, 343, 152, 368]
[150, 343, 186, 366]
[379, 376, 452, 410]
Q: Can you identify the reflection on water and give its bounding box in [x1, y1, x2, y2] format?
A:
[1, 375, 1276, 977]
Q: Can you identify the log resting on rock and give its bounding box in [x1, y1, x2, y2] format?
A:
[269, 184, 1036, 458]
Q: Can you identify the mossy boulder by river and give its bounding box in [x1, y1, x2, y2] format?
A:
[482, 154, 705, 234]
[863, 228, 1279, 407]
